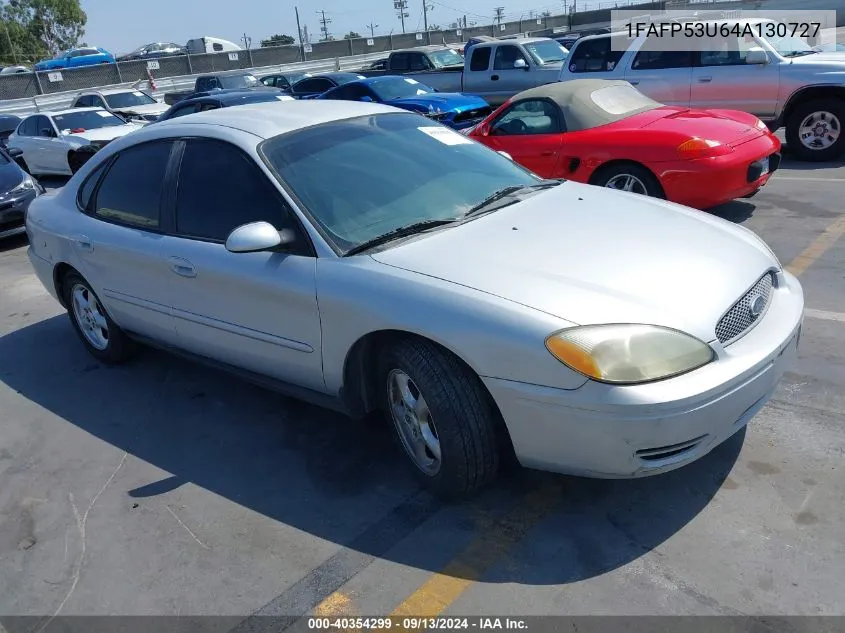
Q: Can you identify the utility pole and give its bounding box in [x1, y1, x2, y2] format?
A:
[422, 0, 429, 32]
[494, 7, 505, 27]
[295, 5, 304, 61]
[366, 22, 379, 38]
[317, 9, 332, 41]
[393, 0, 408, 34]
[241, 33, 252, 49]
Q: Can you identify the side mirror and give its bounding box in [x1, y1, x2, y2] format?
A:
[359, 95, 373, 102]
[7, 147, 23, 158]
[745, 48, 769, 65]
[513, 58, 528, 69]
[225, 221, 295, 253]
[497, 150, 514, 160]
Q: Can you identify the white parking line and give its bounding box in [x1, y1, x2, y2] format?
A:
[805, 308, 845, 323]
[774, 176, 845, 183]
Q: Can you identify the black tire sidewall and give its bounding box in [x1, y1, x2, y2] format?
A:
[378, 340, 498, 497]
[786, 99, 845, 162]
[595, 163, 663, 198]
[62, 272, 133, 364]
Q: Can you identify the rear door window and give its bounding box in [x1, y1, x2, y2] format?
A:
[470, 47, 492, 71]
[567, 36, 624, 73]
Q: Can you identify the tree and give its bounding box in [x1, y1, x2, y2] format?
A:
[260, 33, 295, 47]
[3, 0, 86, 59]
[344, 31, 360, 39]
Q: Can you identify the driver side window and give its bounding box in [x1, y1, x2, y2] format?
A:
[491, 100, 563, 136]
[493, 45, 527, 70]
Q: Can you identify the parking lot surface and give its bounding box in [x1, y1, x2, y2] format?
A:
[1, 158, 843, 621]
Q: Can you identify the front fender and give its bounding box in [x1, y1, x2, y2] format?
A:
[316, 257, 589, 397]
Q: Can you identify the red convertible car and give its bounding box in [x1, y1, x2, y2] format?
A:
[467, 79, 781, 210]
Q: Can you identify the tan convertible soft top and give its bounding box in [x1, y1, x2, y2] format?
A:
[513, 79, 662, 132]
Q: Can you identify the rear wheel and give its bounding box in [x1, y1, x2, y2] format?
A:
[62, 271, 136, 364]
[786, 98, 845, 162]
[378, 337, 500, 498]
[592, 163, 664, 199]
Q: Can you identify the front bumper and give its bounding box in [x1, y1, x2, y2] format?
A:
[0, 188, 38, 240]
[484, 269, 804, 478]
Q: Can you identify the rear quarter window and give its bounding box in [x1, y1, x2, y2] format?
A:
[470, 47, 491, 71]
[567, 36, 624, 73]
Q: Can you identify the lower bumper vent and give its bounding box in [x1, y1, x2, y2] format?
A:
[636, 435, 708, 462]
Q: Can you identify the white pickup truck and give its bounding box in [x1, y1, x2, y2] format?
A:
[558, 19, 845, 161]
[361, 38, 568, 106]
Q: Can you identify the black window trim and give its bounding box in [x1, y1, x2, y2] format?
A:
[165, 136, 316, 257]
[75, 155, 114, 213]
[82, 139, 180, 234]
[490, 97, 565, 135]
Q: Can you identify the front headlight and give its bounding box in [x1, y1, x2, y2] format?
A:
[545, 324, 715, 385]
[10, 175, 36, 195]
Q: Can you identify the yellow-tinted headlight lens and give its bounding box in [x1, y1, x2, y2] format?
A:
[545, 324, 715, 384]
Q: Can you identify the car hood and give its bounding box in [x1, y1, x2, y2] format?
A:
[112, 102, 169, 116]
[388, 92, 488, 112]
[370, 182, 777, 342]
[64, 124, 143, 143]
[789, 51, 845, 64]
[0, 161, 25, 194]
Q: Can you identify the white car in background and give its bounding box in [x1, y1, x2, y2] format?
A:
[7, 108, 143, 176]
[72, 88, 170, 123]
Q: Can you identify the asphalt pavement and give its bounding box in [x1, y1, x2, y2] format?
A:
[0, 154, 843, 623]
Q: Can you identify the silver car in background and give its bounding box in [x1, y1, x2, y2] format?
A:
[24, 101, 804, 497]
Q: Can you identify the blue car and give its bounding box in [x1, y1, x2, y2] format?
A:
[317, 75, 492, 130]
[34, 47, 115, 72]
[156, 89, 294, 122]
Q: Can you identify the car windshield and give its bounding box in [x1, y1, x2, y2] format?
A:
[767, 34, 816, 57]
[219, 74, 260, 89]
[589, 84, 660, 116]
[54, 50, 70, 59]
[260, 113, 539, 253]
[524, 40, 569, 64]
[429, 49, 464, 67]
[105, 91, 158, 108]
[370, 77, 435, 100]
[52, 110, 126, 132]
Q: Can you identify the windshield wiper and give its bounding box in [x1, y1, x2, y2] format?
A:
[463, 181, 561, 217]
[344, 218, 460, 256]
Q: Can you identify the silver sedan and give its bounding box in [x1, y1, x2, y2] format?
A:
[24, 101, 804, 497]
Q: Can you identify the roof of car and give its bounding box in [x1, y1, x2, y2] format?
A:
[180, 90, 288, 105]
[78, 87, 151, 96]
[152, 100, 397, 138]
[512, 79, 661, 132]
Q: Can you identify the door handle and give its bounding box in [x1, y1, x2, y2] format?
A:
[168, 256, 197, 278]
[540, 150, 556, 156]
[491, 74, 499, 81]
[75, 236, 93, 253]
[697, 76, 712, 83]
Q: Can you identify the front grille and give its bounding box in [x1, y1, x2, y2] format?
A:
[715, 272, 775, 345]
[454, 106, 492, 123]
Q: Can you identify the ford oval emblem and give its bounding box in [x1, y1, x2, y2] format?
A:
[749, 294, 766, 318]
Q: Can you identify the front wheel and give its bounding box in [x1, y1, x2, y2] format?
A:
[62, 271, 136, 364]
[592, 163, 664, 199]
[786, 98, 845, 162]
[378, 338, 500, 498]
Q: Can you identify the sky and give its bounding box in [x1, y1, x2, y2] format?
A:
[81, 0, 575, 54]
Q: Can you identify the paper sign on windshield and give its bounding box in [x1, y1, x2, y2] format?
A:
[418, 127, 472, 146]
[97, 111, 113, 117]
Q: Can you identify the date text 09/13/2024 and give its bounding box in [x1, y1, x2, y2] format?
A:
[307, 617, 528, 630]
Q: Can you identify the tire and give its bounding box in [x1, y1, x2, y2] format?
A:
[786, 98, 845, 162]
[68, 147, 96, 174]
[62, 271, 136, 364]
[592, 162, 664, 199]
[378, 337, 500, 498]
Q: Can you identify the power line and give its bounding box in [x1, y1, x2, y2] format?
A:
[317, 9, 332, 41]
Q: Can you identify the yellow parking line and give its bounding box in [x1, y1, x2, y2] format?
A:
[312, 591, 356, 616]
[786, 215, 845, 277]
[389, 481, 562, 620]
